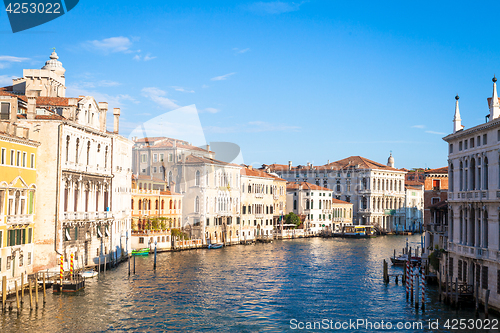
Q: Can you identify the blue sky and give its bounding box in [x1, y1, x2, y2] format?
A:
[1, 1, 499, 169]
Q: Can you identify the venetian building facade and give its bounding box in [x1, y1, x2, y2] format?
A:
[182, 155, 241, 245]
[1, 51, 133, 271]
[404, 181, 424, 233]
[443, 78, 500, 312]
[286, 182, 334, 234]
[240, 166, 285, 241]
[0, 122, 39, 284]
[267, 156, 406, 231]
[131, 175, 182, 231]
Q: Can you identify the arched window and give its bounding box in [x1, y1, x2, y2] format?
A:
[195, 170, 201, 186]
[161, 200, 164, 210]
[459, 161, 463, 191]
[470, 158, 476, 190]
[87, 141, 91, 165]
[66, 136, 70, 162]
[311, 200, 314, 209]
[195, 196, 200, 213]
[75, 138, 80, 164]
[319, 201, 322, 209]
[138, 199, 142, 210]
[174, 200, 177, 209]
[484, 157, 489, 190]
[293, 200, 297, 210]
[155, 200, 159, 210]
[449, 163, 454, 192]
[306, 199, 310, 209]
[169, 200, 173, 209]
[131, 199, 134, 210]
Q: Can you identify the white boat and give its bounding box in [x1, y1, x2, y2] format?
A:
[80, 270, 98, 279]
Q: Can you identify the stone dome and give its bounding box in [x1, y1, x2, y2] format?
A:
[387, 153, 394, 167]
[41, 50, 66, 77]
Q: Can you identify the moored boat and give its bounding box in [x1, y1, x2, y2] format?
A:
[208, 243, 223, 249]
[339, 225, 377, 238]
[132, 248, 150, 256]
[80, 270, 98, 279]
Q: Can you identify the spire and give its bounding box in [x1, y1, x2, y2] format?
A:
[490, 75, 500, 121]
[453, 94, 463, 133]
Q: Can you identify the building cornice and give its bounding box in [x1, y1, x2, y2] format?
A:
[443, 117, 500, 142]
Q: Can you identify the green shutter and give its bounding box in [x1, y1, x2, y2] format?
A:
[29, 192, 34, 214]
[28, 228, 32, 243]
[22, 229, 26, 244]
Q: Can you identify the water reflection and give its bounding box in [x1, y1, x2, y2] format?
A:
[0, 236, 496, 332]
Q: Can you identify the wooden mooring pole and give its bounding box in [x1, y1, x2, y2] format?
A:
[98, 256, 101, 274]
[20, 273, 24, 305]
[438, 270, 442, 301]
[475, 284, 479, 315]
[35, 275, 39, 308]
[383, 260, 388, 283]
[415, 268, 419, 310]
[14, 281, 20, 314]
[128, 255, 131, 276]
[454, 278, 458, 308]
[104, 256, 107, 274]
[485, 289, 490, 318]
[2, 275, 6, 312]
[133, 255, 136, 274]
[43, 272, 46, 304]
[154, 245, 157, 271]
[28, 279, 33, 310]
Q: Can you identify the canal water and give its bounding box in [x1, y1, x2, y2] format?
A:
[1, 235, 497, 332]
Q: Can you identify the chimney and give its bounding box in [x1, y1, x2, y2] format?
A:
[113, 108, 120, 134]
[288, 161, 292, 170]
[248, 165, 253, 170]
[27, 93, 36, 120]
[310, 163, 313, 170]
[206, 144, 210, 151]
[98, 102, 108, 132]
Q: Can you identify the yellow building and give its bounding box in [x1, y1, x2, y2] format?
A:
[0, 122, 39, 284]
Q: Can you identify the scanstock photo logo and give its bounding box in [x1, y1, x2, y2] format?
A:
[3, 0, 79, 32]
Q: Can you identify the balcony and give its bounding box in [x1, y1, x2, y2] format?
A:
[255, 193, 264, 198]
[6, 214, 34, 226]
[63, 211, 112, 221]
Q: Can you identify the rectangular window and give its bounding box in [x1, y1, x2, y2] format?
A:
[0, 148, 5, 164]
[139, 237, 144, 244]
[476, 264, 481, 288]
[449, 144, 453, 154]
[10, 150, 14, 166]
[160, 154, 164, 162]
[28, 252, 31, 265]
[464, 140, 468, 149]
[477, 136, 481, 146]
[0, 103, 10, 120]
[482, 266, 489, 290]
[484, 134, 488, 145]
[16, 151, 20, 166]
[28, 228, 32, 243]
[22, 152, 26, 167]
[458, 260, 463, 280]
[459, 141, 462, 151]
[470, 138, 474, 148]
[449, 257, 454, 278]
[169, 154, 173, 162]
[141, 154, 147, 163]
[433, 179, 440, 190]
[30, 153, 35, 168]
[153, 167, 157, 173]
[153, 154, 158, 163]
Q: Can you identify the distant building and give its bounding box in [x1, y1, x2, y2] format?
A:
[286, 182, 335, 235]
[266, 155, 406, 232]
[404, 181, 424, 233]
[0, 122, 39, 285]
[423, 167, 448, 229]
[443, 78, 500, 312]
[240, 166, 286, 241]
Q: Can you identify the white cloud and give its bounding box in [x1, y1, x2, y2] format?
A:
[204, 121, 300, 133]
[85, 36, 134, 54]
[211, 72, 236, 81]
[172, 86, 195, 93]
[233, 48, 250, 54]
[425, 130, 446, 135]
[0, 55, 30, 69]
[411, 125, 425, 129]
[134, 53, 157, 61]
[66, 84, 138, 107]
[142, 87, 180, 110]
[0, 75, 17, 86]
[247, 1, 304, 14]
[202, 84, 210, 89]
[203, 107, 220, 114]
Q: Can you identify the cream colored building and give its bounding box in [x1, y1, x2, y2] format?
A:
[240, 166, 285, 241]
[443, 77, 500, 312]
[1, 51, 132, 272]
[286, 182, 334, 235]
[267, 155, 406, 232]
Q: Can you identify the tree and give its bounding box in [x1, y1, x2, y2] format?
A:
[285, 212, 301, 229]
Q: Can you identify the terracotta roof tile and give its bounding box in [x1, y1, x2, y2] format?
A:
[240, 167, 286, 181]
[425, 166, 448, 174]
[332, 198, 352, 205]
